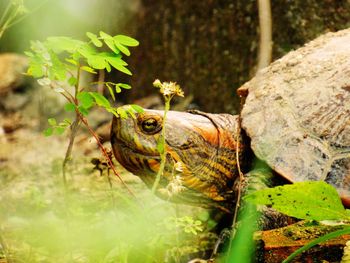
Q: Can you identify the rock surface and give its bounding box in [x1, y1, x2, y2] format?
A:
[241, 28, 350, 205]
[0, 53, 28, 96]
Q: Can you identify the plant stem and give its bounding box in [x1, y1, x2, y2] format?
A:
[7, 0, 49, 28]
[61, 64, 81, 189]
[62, 114, 80, 188]
[230, 96, 245, 234]
[0, 2, 19, 40]
[151, 97, 171, 193]
[79, 115, 136, 198]
[0, 1, 11, 26]
[0, 17, 11, 39]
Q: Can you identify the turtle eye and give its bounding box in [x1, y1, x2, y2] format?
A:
[140, 118, 161, 134]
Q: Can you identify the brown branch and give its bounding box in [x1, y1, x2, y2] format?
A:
[61, 114, 80, 188]
[78, 115, 136, 198]
[228, 95, 246, 248]
[97, 69, 105, 94]
[232, 115, 244, 228]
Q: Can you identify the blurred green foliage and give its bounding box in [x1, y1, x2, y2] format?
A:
[0, 0, 28, 39]
[0, 0, 140, 52]
[0, 156, 216, 262]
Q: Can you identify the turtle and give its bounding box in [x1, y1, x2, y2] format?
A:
[110, 28, 350, 213]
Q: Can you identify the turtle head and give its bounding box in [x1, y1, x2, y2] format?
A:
[111, 107, 244, 211]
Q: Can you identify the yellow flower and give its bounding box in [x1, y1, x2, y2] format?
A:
[153, 79, 162, 88]
[153, 79, 184, 98]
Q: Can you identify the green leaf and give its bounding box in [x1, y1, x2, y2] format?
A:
[106, 83, 115, 101]
[114, 35, 139, 47]
[80, 66, 97, 74]
[99, 31, 119, 53]
[68, 76, 78, 86]
[46, 37, 84, 53]
[245, 181, 349, 221]
[48, 51, 67, 80]
[111, 63, 132, 75]
[48, 118, 57, 126]
[72, 51, 81, 61]
[104, 55, 125, 64]
[78, 44, 97, 58]
[64, 103, 76, 112]
[78, 105, 89, 116]
[115, 42, 130, 56]
[115, 85, 121, 93]
[105, 39, 119, 53]
[126, 106, 137, 119]
[65, 58, 78, 65]
[130, 104, 144, 113]
[106, 108, 119, 118]
[87, 56, 106, 70]
[30, 40, 48, 55]
[89, 92, 111, 108]
[99, 31, 112, 39]
[77, 92, 94, 109]
[24, 51, 34, 57]
[157, 140, 165, 154]
[106, 57, 128, 72]
[43, 127, 53, 137]
[117, 83, 131, 89]
[86, 32, 103, 47]
[105, 62, 111, 73]
[99, 52, 122, 59]
[55, 126, 65, 135]
[27, 55, 45, 78]
[116, 107, 128, 119]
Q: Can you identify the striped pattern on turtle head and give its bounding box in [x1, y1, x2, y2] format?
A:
[111, 108, 243, 210]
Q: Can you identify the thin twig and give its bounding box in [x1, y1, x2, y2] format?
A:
[227, 97, 245, 251]
[61, 115, 80, 188]
[61, 65, 81, 188]
[79, 115, 136, 198]
[232, 116, 244, 228]
[97, 69, 105, 94]
[48, 83, 74, 103]
[6, 0, 50, 28]
[0, 1, 11, 26]
[151, 98, 171, 193]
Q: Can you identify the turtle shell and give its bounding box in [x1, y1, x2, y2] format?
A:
[240, 28, 350, 206]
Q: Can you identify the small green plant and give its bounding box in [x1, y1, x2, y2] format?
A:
[164, 216, 203, 235]
[150, 80, 209, 262]
[25, 31, 142, 191]
[245, 181, 350, 262]
[151, 79, 184, 193]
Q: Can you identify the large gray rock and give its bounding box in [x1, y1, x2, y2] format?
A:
[241, 28, 350, 205]
[0, 53, 28, 96]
